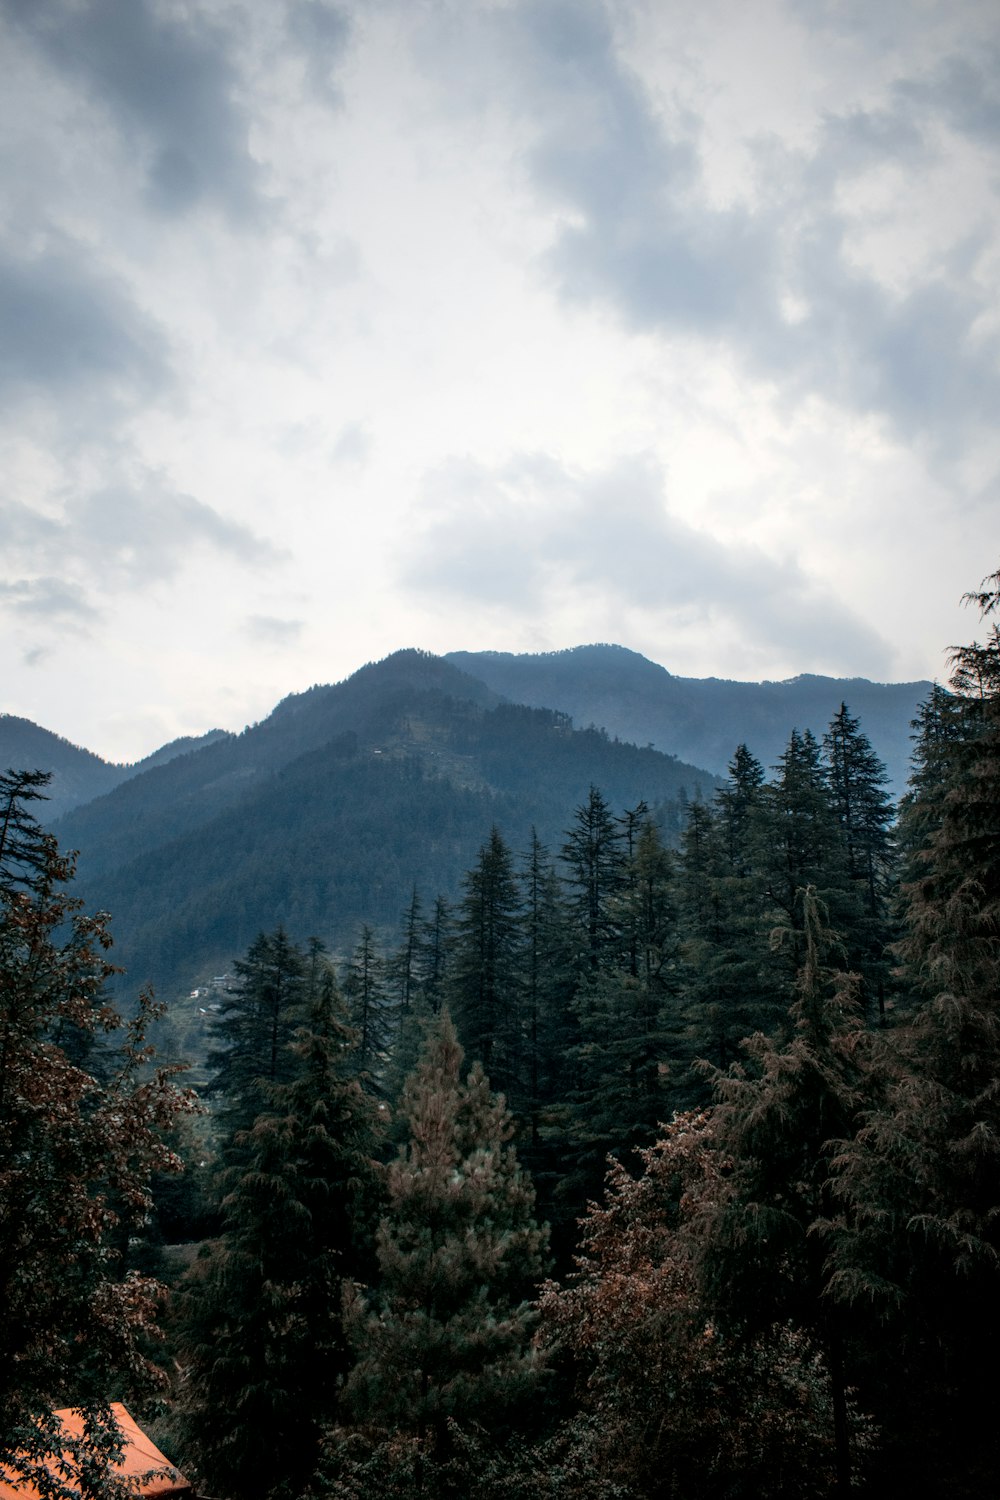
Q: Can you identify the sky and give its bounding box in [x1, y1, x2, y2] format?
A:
[2, 0, 998, 763]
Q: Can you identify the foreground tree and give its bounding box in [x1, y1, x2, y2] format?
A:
[827, 570, 1000, 1494]
[700, 888, 872, 1495]
[170, 958, 382, 1499]
[541, 1112, 853, 1499]
[339, 1011, 546, 1490]
[0, 770, 192, 1497]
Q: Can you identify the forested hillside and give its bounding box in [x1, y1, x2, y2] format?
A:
[448, 643, 930, 792]
[53, 650, 715, 1007]
[0, 714, 230, 821]
[4, 582, 998, 1500]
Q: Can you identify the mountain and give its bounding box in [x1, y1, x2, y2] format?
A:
[446, 645, 932, 793]
[0, 715, 231, 822]
[52, 650, 716, 1006]
[0, 716, 124, 820]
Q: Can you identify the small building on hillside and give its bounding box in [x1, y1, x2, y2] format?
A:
[0, 1405, 192, 1499]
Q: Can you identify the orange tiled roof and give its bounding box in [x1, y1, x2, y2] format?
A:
[0, 1404, 191, 1498]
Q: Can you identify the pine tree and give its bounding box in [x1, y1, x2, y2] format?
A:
[540, 1112, 852, 1500]
[896, 681, 968, 887]
[387, 886, 424, 1038]
[448, 828, 523, 1102]
[206, 926, 306, 1152]
[519, 830, 551, 1149]
[343, 923, 393, 1086]
[753, 729, 860, 1018]
[419, 894, 452, 1016]
[171, 960, 382, 1499]
[341, 1012, 546, 1479]
[515, 838, 579, 1266]
[823, 704, 896, 1022]
[678, 750, 778, 1072]
[699, 888, 872, 1495]
[826, 570, 1000, 1493]
[715, 743, 765, 878]
[560, 786, 625, 974]
[573, 820, 680, 1145]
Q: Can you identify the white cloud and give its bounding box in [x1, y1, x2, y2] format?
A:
[0, 0, 995, 757]
[400, 450, 893, 677]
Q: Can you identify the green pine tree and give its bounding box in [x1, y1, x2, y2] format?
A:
[560, 786, 626, 974]
[343, 923, 394, 1087]
[448, 828, 523, 1103]
[171, 958, 382, 1499]
[206, 927, 306, 1153]
[341, 1011, 547, 1483]
[826, 570, 1000, 1494]
[699, 887, 872, 1496]
[823, 703, 896, 1023]
[753, 729, 861, 1020]
[679, 750, 778, 1075]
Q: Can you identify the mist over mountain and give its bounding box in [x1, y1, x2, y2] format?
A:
[447, 645, 931, 793]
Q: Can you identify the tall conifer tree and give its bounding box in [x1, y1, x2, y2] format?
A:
[823, 703, 896, 1022]
[700, 888, 871, 1495]
[344, 923, 393, 1086]
[827, 570, 1000, 1493]
[560, 786, 625, 974]
[341, 1012, 546, 1479]
[172, 959, 382, 1499]
[206, 927, 305, 1153]
[448, 828, 522, 1101]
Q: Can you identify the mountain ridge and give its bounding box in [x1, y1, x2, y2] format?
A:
[46, 649, 714, 1004]
[445, 645, 931, 792]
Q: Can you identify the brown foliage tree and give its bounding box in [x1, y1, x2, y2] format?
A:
[0, 771, 194, 1498]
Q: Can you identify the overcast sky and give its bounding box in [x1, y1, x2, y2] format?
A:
[2, 0, 998, 762]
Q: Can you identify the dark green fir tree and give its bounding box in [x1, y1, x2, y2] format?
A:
[171, 958, 382, 1499]
[826, 570, 1000, 1495]
[206, 926, 306, 1154]
[700, 887, 872, 1497]
[823, 703, 896, 1022]
[343, 923, 393, 1087]
[448, 828, 523, 1103]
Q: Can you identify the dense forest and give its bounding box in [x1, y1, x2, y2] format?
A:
[49, 652, 718, 1005]
[2, 573, 998, 1498]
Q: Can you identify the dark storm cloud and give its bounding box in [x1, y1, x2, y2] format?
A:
[3, 0, 260, 219]
[400, 452, 892, 675]
[484, 0, 1000, 452]
[0, 242, 170, 398]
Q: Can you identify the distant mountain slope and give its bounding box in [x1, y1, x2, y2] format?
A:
[55, 651, 502, 878]
[0, 715, 231, 822]
[132, 729, 230, 774]
[0, 715, 122, 820]
[446, 645, 932, 792]
[54, 650, 716, 1002]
